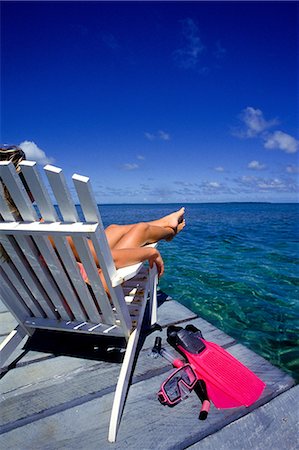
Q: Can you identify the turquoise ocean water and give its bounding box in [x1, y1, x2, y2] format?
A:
[87, 203, 299, 381]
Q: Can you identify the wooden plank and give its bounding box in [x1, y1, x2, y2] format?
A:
[0, 315, 294, 431]
[0, 306, 235, 427]
[0, 333, 169, 428]
[188, 385, 299, 450]
[0, 300, 7, 313]
[0, 326, 27, 370]
[0, 357, 294, 450]
[1, 300, 294, 449]
[157, 296, 198, 327]
[0, 311, 18, 337]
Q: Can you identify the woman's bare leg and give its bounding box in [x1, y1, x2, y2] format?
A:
[105, 224, 136, 249]
[105, 207, 185, 249]
[113, 222, 175, 250]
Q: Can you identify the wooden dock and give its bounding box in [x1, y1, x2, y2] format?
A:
[0, 292, 297, 449]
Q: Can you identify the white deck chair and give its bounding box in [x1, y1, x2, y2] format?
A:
[0, 161, 158, 442]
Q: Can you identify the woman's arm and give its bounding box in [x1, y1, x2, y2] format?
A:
[111, 247, 164, 277]
[62, 237, 164, 276]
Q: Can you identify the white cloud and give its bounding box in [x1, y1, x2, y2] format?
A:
[145, 130, 171, 141]
[257, 178, 286, 190]
[137, 154, 145, 160]
[264, 131, 298, 154]
[248, 160, 266, 170]
[234, 175, 297, 193]
[158, 130, 170, 141]
[173, 18, 205, 70]
[208, 181, 220, 188]
[19, 141, 53, 165]
[286, 165, 299, 174]
[145, 132, 155, 141]
[233, 107, 298, 155]
[236, 107, 278, 138]
[214, 166, 225, 172]
[121, 163, 139, 171]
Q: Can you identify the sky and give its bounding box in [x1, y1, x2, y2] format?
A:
[1, 0, 298, 203]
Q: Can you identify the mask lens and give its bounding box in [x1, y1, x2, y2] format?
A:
[162, 365, 197, 403]
[180, 365, 197, 386]
[164, 373, 181, 402]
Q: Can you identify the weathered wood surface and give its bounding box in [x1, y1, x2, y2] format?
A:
[0, 297, 295, 449]
[189, 385, 299, 450]
[0, 311, 17, 337]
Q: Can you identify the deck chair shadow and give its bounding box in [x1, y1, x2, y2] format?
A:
[0, 161, 158, 442]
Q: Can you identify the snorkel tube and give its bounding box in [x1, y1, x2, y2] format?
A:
[152, 336, 184, 368]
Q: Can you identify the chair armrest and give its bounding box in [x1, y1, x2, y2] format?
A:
[112, 243, 157, 286]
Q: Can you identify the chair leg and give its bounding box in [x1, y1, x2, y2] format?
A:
[108, 327, 140, 443]
[0, 325, 27, 371]
[149, 267, 158, 326]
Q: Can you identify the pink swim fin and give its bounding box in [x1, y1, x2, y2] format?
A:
[167, 326, 266, 409]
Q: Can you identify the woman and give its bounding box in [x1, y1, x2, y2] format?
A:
[0, 145, 185, 278]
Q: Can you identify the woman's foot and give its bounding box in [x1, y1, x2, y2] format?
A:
[165, 218, 186, 241]
[177, 219, 186, 234]
[158, 207, 185, 231]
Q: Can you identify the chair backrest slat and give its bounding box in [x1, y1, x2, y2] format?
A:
[16, 235, 74, 320]
[19, 161, 58, 221]
[0, 162, 38, 221]
[1, 261, 44, 317]
[0, 265, 33, 318]
[71, 236, 116, 325]
[72, 174, 117, 280]
[0, 193, 13, 220]
[33, 236, 87, 322]
[44, 165, 79, 222]
[52, 236, 103, 322]
[90, 234, 132, 333]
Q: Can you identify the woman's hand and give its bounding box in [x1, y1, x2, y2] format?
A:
[111, 247, 165, 277]
[148, 249, 164, 277]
